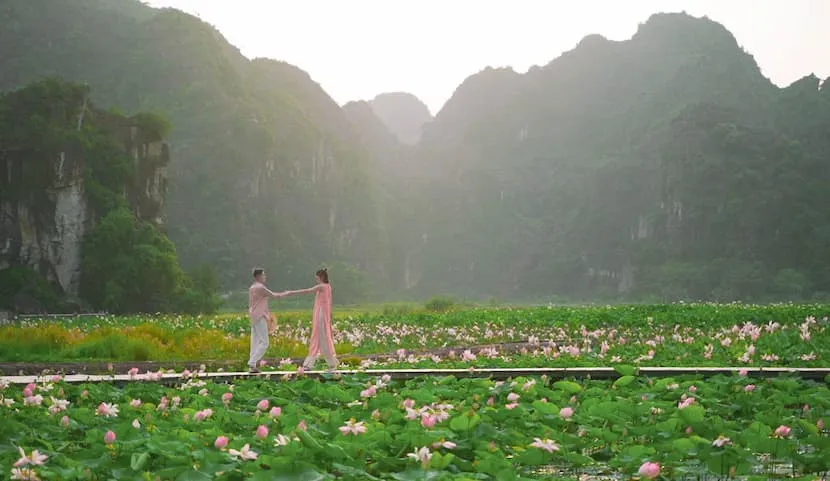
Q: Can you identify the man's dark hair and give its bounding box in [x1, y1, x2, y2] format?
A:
[252, 267, 264, 278]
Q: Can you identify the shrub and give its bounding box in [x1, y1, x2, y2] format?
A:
[131, 111, 172, 141]
[0, 266, 62, 312]
[424, 296, 455, 313]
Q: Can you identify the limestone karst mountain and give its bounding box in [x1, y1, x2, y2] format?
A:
[3, 2, 830, 306]
[0, 0, 383, 298]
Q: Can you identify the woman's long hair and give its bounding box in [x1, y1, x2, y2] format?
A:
[316, 268, 329, 284]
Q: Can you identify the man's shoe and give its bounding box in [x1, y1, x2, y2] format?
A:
[248, 367, 260, 374]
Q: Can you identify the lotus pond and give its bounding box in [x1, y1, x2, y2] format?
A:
[1, 370, 829, 480]
[1, 304, 828, 369]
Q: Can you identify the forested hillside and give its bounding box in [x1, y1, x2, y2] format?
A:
[0, 0, 383, 300]
[389, 13, 830, 302]
[2, 1, 829, 306]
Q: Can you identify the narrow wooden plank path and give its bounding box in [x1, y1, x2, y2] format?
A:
[2, 366, 828, 385]
[0, 340, 553, 375]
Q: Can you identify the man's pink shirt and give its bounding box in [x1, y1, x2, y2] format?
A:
[249, 282, 274, 321]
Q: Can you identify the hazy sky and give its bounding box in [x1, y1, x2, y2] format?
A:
[145, 0, 828, 114]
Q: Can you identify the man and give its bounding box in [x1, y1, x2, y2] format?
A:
[248, 267, 284, 373]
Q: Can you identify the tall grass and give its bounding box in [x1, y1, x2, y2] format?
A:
[0, 322, 352, 362]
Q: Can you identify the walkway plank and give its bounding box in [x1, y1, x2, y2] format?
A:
[2, 367, 828, 385]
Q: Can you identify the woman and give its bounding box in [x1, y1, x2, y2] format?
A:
[282, 268, 338, 371]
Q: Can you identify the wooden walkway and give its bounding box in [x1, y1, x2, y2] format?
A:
[0, 340, 558, 376]
[2, 366, 828, 385]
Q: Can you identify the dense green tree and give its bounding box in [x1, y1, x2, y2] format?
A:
[80, 208, 184, 312]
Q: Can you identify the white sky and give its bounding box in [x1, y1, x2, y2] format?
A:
[144, 0, 829, 114]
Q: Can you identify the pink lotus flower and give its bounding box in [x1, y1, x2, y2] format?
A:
[432, 440, 456, 449]
[817, 419, 824, 430]
[461, 350, 476, 361]
[81, 390, 89, 399]
[678, 398, 695, 409]
[529, 438, 560, 453]
[228, 444, 258, 460]
[402, 399, 415, 409]
[194, 409, 213, 422]
[214, 436, 228, 449]
[738, 369, 748, 376]
[256, 399, 269, 411]
[297, 420, 307, 431]
[712, 436, 731, 447]
[421, 414, 437, 429]
[128, 368, 139, 378]
[132, 419, 140, 429]
[48, 397, 69, 415]
[96, 402, 119, 418]
[274, 434, 293, 446]
[50, 375, 62, 383]
[688, 386, 697, 393]
[638, 462, 660, 479]
[487, 397, 494, 406]
[269, 406, 282, 418]
[406, 446, 432, 468]
[339, 419, 367, 436]
[744, 384, 755, 392]
[222, 392, 233, 405]
[360, 386, 377, 398]
[129, 399, 141, 408]
[560, 407, 574, 419]
[685, 426, 693, 434]
[22, 387, 33, 398]
[13, 447, 48, 467]
[507, 393, 520, 402]
[60, 415, 70, 427]
[773, 425, 791, 438]
[505, 402, 519, 410]
[371, 409, 381, 420]
[104, 430, 116, 445]
[10, 467, 40, 480]
[256, 425, 269, 439]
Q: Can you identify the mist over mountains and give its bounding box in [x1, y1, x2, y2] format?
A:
[2, 0, 829, 307]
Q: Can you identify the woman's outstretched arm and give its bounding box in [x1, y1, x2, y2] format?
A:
[281, 285, 320, 297]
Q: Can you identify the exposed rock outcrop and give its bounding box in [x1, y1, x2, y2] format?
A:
[0, 81, 169, 297]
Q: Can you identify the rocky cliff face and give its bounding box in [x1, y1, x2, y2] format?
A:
[0, 84, 169, 298]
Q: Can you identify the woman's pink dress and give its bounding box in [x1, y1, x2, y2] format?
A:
[307, 283, 336, 359]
